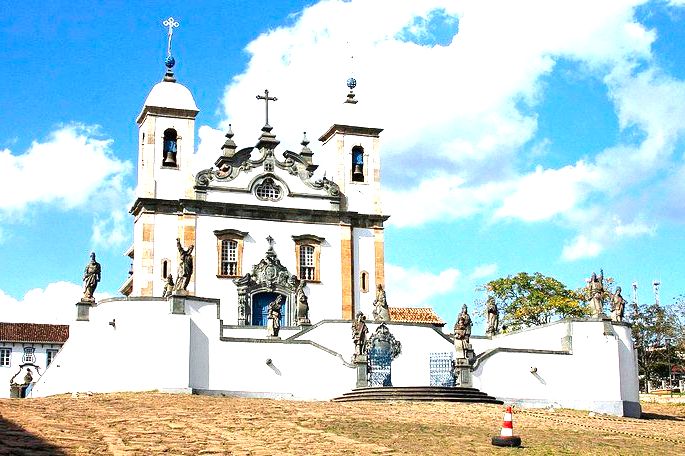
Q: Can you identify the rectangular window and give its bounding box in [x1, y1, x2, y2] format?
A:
[22, 347, 35, 363]
[46, 349, 59, 367]
[300, 245, 316, 281]
[0, 348, 10, 367]
[220, 239, 238, 276]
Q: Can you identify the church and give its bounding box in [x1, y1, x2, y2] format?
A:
[26, 23, 641, 418]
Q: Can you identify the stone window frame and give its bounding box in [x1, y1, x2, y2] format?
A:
[22, 346, 35, 364]
[161, 128, 180, 169]
[293, 234, 325, 283]
[0, 347, 10, 367]
[360, 271, 370, 293]
[214, 229, 248, 278]
[46, 349, 59, 367]
[351, 145, 366, 183]
[254, 177, 283, 201]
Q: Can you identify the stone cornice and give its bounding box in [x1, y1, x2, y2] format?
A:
[129, 197, 389, 228]
[136, 106, 199, 125]
[318, 124, 384, 143]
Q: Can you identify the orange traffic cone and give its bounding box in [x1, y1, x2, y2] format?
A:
[491, 405, 522, 447]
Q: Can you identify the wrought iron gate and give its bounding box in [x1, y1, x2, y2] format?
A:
[429, 352, 454, 387]
[368, 347, 393, 387]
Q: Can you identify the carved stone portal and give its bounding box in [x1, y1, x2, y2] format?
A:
[234, 241, 300, 326]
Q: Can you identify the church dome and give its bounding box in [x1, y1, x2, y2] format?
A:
[143, 80, 198, 112]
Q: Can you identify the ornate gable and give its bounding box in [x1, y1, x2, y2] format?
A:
[195, 126, 341, 201]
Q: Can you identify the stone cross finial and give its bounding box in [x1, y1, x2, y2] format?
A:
[163, 17, 179, 57]
[256, 89, 278, 129]
[266, 235, 275, 248]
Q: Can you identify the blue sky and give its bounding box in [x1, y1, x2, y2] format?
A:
[1, 0, 685, 329]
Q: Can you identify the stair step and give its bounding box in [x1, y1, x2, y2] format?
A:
[332, 386, 503, 405]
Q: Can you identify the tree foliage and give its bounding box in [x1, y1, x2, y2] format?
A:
[630, 297, 685, 391]
[485, 272, 590, 331]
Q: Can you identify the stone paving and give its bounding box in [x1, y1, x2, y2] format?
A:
[0, 393, 684, 455]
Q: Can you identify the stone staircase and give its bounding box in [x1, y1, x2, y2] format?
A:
[332, 386, 503, 404]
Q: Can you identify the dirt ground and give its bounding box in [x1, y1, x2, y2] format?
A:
[0, 393, 684, 455]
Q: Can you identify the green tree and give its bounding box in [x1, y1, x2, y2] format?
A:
[631, 297, 685, 391]
[484, 272, 589, 331]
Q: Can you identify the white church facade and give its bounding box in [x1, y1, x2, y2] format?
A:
[26, 30, 641, 418]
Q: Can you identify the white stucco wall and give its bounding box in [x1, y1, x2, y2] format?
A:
[29, 298, 640, 417]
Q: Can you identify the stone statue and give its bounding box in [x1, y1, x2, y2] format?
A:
[82, 252, 101, 302]
[372, 284, 390, 322]
[610, 286, 626, 322]
[454, 304, 472, 344]
[175, 238, 194, 291]
[23, 368, 33, 385]
[587, 270, 605, 317]
[352, 311, 369, 359]
[486, 296, 499, 336]
[295, 280, 310, 325]
[267, 295, 283, 337]
[162, 274, 175, 299]
[453, 304, 474, 364]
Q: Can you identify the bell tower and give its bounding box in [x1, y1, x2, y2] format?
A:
[135, 16, 199, 201]
[318, 78, 383, 215]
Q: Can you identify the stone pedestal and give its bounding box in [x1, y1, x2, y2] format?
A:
[453, 358, 473, 387]
[298, 318, 311, 326]
[601, 316, 615, 336]
[76, 300, 93, 321]
[170, 294, 187, 315]
[353, 355, 368, 388]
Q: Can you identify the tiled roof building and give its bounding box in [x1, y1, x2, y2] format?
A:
[0, 323, 69, 344]
[388, 307, 445, 326]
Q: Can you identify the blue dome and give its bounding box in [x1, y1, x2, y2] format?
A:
[165, 55, 176, 69]
[347, 77, 357, 90]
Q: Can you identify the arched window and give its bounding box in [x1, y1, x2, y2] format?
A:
[360, 271, 370, 293]
[254, 177, 282, 201]
[352, 146, 364, 182]
[293, 234, 324, 282]
[162, 128, 178, 167]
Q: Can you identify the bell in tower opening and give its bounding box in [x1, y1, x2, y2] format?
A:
[163, 128, 178, 167]
[352, 146, 364, 182]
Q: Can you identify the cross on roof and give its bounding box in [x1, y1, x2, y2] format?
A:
[256, 89, 278, 129]
[163, 17, 179, 57]
[266, 235, 275, 248]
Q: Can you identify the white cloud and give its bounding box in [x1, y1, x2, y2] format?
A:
[0, 282, 111, 324]
[210, 0, 683, 260]
[562, 235, 603, 261]
[0, 124, 130, 211]
[469, 263, 498, 281]
[384, 263, 461, 308]
[0, 124, 134, 250]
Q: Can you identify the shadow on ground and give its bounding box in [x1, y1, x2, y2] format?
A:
[0, 416, 66, 456]
[640, 412, 685, 422]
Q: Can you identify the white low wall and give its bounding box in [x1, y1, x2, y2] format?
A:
[29, 298, 640, 417]
[472, 319, 640, 417]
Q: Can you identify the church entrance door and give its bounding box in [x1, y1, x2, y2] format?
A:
[252, 292, 286, 326]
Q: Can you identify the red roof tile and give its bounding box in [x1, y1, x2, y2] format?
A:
[389, 307, 445, 325]
[0, 323, 69, 344]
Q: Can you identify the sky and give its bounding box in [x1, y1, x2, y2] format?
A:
[1, 0, 685, 330]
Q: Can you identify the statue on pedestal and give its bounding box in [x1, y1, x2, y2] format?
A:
[453, 304, 474, 363]
[587, 270, 605, 317]
[610, 286, 626, 322]
[352, 312, 369, 360]
[486, 296, 499, 336]
[266, 295, 283, 337]
[162, 274, 175, 299]
[295, 280, 310, 325]
[82, 252, 101, 302]
[372, 284, 390, 322]
[175, 238, 194, 291]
